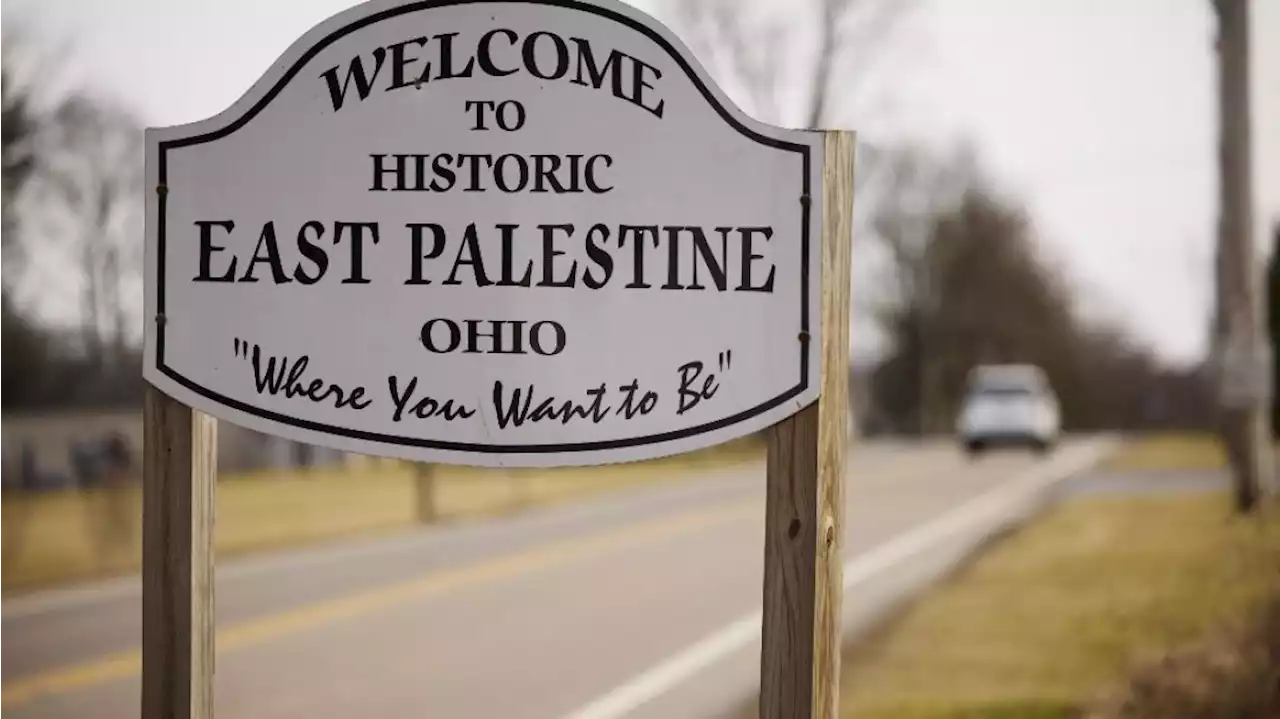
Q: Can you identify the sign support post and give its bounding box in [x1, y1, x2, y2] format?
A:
[142, 384, 217, 719]
[759, 130, 855, 719]
[139, 2, 851, 717]
[414, 462, 438, 523]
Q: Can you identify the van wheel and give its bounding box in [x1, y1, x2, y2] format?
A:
[965, 440, 985, 458]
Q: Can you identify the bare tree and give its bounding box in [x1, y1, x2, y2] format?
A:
[864, 143, 1201, 437]
[868, 145, 975, 303]
[663, 0, 911, 130]
[26, 93, 144, 369]
[0, 20, 62, 313]
[666, 1, 787, 125]
[664, 0, 914, 436]
[865, 144, 979, 433]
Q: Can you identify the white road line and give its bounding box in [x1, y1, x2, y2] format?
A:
[559, 439, 1117, 719]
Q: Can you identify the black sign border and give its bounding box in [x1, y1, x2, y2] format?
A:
[153, 0, 813, 455]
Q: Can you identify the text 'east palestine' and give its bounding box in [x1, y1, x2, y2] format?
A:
[191, 220, 779, 294]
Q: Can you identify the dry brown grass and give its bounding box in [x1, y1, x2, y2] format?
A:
[2, 437, 763, 594]
[838, 491, 1280, 719]
[1086, 595, 1280, 719]
[1101, 433, 1228, 472]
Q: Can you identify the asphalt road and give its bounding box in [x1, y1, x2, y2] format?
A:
[2, 438, 1115, 719]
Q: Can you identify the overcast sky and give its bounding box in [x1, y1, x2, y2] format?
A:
[5, 0, 1279, 367]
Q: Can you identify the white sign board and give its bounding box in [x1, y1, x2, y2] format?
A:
[144, 0, 823, 467]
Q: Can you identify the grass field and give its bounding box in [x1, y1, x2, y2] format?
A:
[3, 432, 1262, 597]
[837, 490, 1280, 718]
[1100, 433, 1229, 472]
[1, 436, 764, 594]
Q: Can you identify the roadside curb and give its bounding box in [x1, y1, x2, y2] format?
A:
[563, 437, 1120, 719]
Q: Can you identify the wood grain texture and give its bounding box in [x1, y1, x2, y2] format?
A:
[142, 385, 217, 719]
[759, 130, 855, 719]
[761, 404, 820, 719]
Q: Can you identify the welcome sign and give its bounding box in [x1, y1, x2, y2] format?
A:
[144, 0, 823, 466]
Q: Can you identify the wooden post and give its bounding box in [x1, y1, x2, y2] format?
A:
[142, 385, 217, 719]
[414, 462, 438, 523]
[759, 130, 855, 719]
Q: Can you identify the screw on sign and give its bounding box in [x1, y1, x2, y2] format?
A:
[140, 2, 855, 718]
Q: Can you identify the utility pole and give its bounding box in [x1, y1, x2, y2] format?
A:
[1210, 0, 1274, 511]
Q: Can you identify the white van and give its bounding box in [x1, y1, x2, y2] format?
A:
[956, 364, 1061, 455]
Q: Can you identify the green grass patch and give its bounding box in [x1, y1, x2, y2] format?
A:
[838, 491, 1280, 719]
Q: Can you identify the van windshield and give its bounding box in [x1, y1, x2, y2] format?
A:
[970, 384, 1035, 399]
